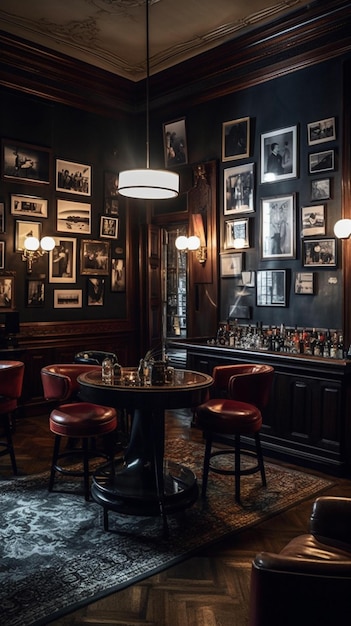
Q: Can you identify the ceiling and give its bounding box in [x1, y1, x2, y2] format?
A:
[0, 0, 313, 82]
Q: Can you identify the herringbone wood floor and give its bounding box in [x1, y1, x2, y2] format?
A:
[4, 409, 351, 626]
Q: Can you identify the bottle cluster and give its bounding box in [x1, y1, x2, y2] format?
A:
[209, 321, 345, 359]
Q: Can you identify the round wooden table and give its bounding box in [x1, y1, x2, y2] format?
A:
[78, 368, 213, 535]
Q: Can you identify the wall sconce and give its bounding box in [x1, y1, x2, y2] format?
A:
[334, 219, 351, 239]
[175, 234, 207, 264]
[22, 236, 55, 274]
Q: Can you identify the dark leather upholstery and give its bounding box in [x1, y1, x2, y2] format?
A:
[0, 360, 25, 474]
[41, 363, 117, 501]
[196, 364, 274, 502]
[249, 496, 351, 626]
[41, 363, 101, 402]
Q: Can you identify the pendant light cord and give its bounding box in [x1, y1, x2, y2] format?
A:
[146, 0, 150, 169]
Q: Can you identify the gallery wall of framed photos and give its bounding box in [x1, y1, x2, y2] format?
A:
[0, 92, 132, 325]
[213, 61, 342, 332]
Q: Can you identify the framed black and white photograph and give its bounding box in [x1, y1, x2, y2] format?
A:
[15, 220, 41, 252]
[301, 205, 325, 237]
[0, 201, 4, 233]
[307, 117, 336, 146]
[309, 149, 334, 174]
[0, 242, 4, 269]
[100, 216, 119, 239]
[261, 194, 295, 259]
[104, 171, 119, 215]
[11, 194, 48, 218]
[163, 118, 188, 167]
[111, 258, 126, 292]
[0, 272, 15, 309]
[87, 278, 105, 306]
[257, 270, 287, 307]
[54, 289, 82, 308]
[56, 199, 91, 234]
[311, 178, 331, 201]
[80, 240, 110, 276]
[26, 277, 45, 307]
[224, 162, 254, 215]
[222, 117, 250, 161]
[224, 218, 250, 250]
[49, 237, 77, 283]
[220, 252, 243, 277]
[56, 159, 91, 196]
[1, 139, 51, 185]
[303, 238, 337, 267]
[261, 125, 297, 183]
[295, 272, 315, 295]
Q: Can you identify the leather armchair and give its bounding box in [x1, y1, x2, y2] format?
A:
[249, 496, 351, 626]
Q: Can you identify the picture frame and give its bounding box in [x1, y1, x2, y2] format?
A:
[54, 289, 82, 308]
[49, 237, 77, 283]
[111, 258, 126, 292]
[15, 220, 41, 252]
[224, 162, 255, 215]
[80, 240, 110, 275]
[56, 199, 91, 234]
[307, 117, 336, 146]
[220, 252, 243, 277]
[56, 159, 91, 196]
[11, 194, 48, 218]
[311, 178, 331, 201]
[87, 277, 105, 306]
[301, 205, 325, 237]
[1, 139, 51, 185]
[224, 218, 250, 250]
[26, 277, 45, 307]
[0, 242, 4, 269]
[100, 215, 119, 239]
[303, 238, 337, 267]
[295, 272, 315, 295]
[163, 118, 188, 167]
[0, 201, 4, 233]
[257, 270, 287, 307]
[261, 125, 297, 183]
[261, 194, 296, 259]
[309, 149, 334, 174]
[104, 171, 119, 215]
[0, 272, 15, 310]
[222, 117, 250, 161]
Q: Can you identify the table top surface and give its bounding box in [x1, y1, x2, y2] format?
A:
[78, 367, 213, 395]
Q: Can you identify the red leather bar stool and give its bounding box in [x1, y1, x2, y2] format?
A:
[196, 364, 274, 503]
[41, 364, 117, 501]
[0, 360, 25, 474]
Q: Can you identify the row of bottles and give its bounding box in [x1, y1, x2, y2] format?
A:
[210, 321, 345, 359]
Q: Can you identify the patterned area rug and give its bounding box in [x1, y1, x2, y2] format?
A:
[0, 438, 332, 626]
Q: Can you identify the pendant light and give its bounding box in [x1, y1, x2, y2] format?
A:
[118, 0, 179, 200]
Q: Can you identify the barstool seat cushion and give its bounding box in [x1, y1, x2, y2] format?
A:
[50, 402, 117, 438]
[197, 399, 262, 435]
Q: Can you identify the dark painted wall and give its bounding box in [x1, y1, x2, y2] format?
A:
[150, 55, 345, 332]
[0, 87, 132, 323]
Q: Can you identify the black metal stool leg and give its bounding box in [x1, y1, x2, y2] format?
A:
[255, 432, 266, 487]
[235, 434, 241, 503]
[201, 435, 212, 498]
[4, 413, 17, 475]
[49, 435, 61, 492]
[82, 438, 90, 501]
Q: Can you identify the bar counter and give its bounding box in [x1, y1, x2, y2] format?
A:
[168, 338, 351, 477]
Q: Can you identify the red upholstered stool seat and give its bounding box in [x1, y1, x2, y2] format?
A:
[197, 399, 262, 435]
[49, 401, 117, 501]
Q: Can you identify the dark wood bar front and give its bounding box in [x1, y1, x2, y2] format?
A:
[169, 339, 351, 477]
